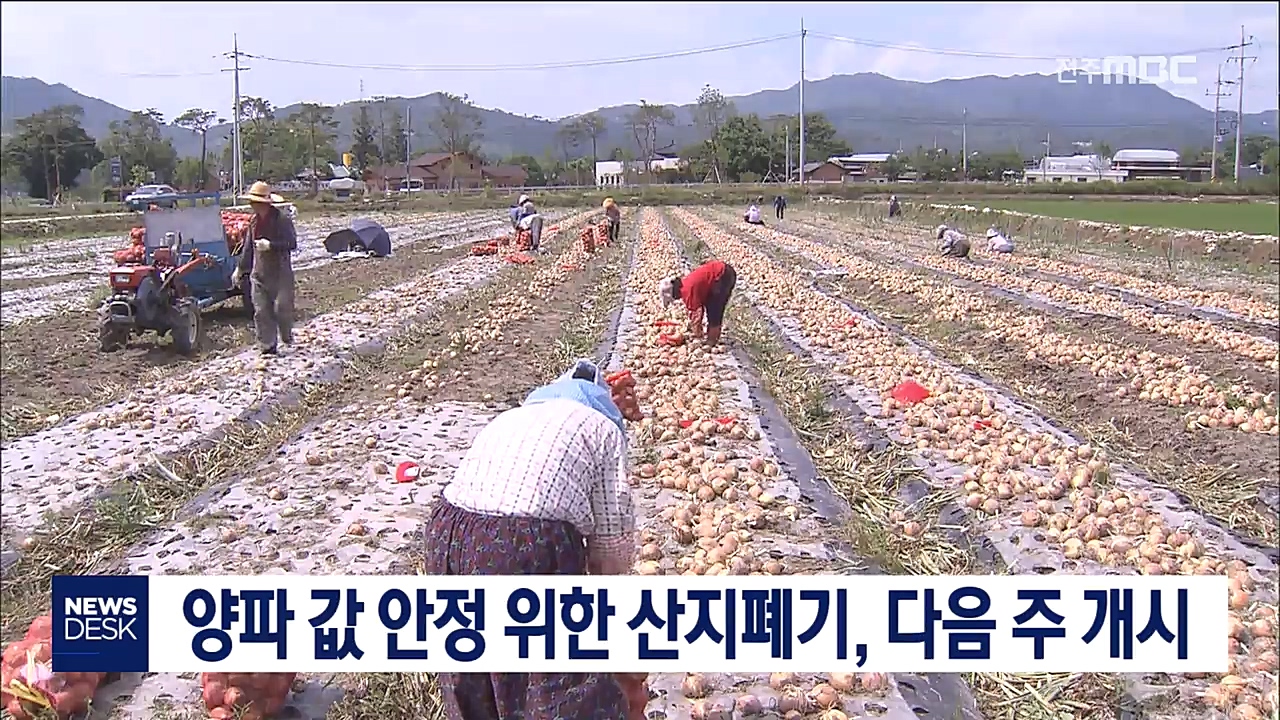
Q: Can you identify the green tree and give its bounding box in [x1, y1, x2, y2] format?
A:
[427, 93, 484, 188]
[717, 114, 774, 181]
[1262, 144, 1279, 175]
[555, 119, 585, 167]
[350, 104, 379, 168]
[695, 85, 733, 182]
[382, 105, 408, 165]
[506, 154, 546, 185]
[880, 153, 906, 181]
[625, 101, 676, 174]
[784, 112, 851, 163]
[173, 108, 221, 190]
[234, 96, 276, 180]
[101, 109, 177, 184]
[3, 105, 103, 200]
[174, 156, 207, 190]
[288, 103, 338, 194]
[577, 111, 607, 166]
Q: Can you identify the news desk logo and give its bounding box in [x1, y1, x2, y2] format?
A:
[1057, 56, 1198, 86]
[52, 575, 150, 673]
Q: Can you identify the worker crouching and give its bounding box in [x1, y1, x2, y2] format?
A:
[937, 224, 971, 259]
[424, 358, 637, 720]
[233, 182, 298, 355]
[986, 226, 1015, 254]
[659, 258, 738, 347]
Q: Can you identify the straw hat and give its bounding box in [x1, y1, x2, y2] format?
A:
[241, 181, 284, 204]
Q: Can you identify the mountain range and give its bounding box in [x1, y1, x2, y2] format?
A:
[3, 73, 1277, 163]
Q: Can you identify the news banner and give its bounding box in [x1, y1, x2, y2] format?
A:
[52, 575, 1226, 674]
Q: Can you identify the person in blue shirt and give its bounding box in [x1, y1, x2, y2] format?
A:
[509, 194, 530, 230]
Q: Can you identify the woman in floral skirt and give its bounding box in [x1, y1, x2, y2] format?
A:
[424, 359, 638, 720]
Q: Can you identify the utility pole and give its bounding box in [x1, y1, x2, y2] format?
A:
[785, 122, 791, 182]
[1226, 26, 1256, 182]
[404, 103, 412, 191]
[221, 35, 250, 197]
[961, 107, 968, 181]
[1206, 66, 1235, 181]
[798, 18, 806, 188]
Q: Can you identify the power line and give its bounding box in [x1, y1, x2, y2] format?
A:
[242, 33, 798, 73]
[809, 31, 1271, 62]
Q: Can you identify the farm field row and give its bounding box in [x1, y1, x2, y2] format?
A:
[0, 209, 572, 441]
[667, 208, 1277, 720]
[0, 206, 1274, 720]
[785, 208, 1280, 327]
[972, 199, 1280, 236]
[707, 209, 1279, 539]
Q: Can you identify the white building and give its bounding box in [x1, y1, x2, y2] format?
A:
[595, 155, 686, 186]
[595, 160, 625, 187]
[1111, 149, 1206, 181]
[1023, 154, 1128, 184]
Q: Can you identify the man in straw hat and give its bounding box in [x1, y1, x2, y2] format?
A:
[232, 181, 298, 355]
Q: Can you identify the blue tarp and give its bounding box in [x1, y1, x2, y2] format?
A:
[324, 218, 391, 257]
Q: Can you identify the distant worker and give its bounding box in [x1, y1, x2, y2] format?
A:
[233, 181, 298, 356]
[937, 224, 971, 259]
[773, 194, 787, 220]
[888, 194, 902, 218]
[986, 226, 1015, 254]
[603, 197, 621, 243]
[658, 258, 738, 348]
[744, 200, 763, 226]
[518, 197, 544, 252]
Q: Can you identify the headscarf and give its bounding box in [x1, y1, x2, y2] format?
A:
[523, 359, 625, 432]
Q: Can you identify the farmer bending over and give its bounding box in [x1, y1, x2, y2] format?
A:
[426, 358, 637, 720]
[232, 181, 297, 355]
[603, 197, 621, 243]
[937, 224, 971, 259]
[518, 197, 544, 252]
[659, 258, 738, 347]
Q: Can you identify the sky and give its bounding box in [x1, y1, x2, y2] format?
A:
[2, 2, 1277, 124]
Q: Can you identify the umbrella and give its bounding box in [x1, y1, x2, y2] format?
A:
[323, 218, 391, 257]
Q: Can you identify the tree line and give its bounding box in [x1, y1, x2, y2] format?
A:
[0, 91, 495, 200]
[5, 84, 1277, 201]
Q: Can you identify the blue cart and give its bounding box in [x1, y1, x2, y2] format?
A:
[98, 192, 251, 354]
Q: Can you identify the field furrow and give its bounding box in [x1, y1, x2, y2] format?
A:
[735, 210, 1280, 370]
[671, 206, 1279, 720]
[75, 212, 631, 720]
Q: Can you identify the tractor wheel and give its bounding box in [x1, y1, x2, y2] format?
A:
[171, 304, 202, 355]
[98, 319, 128, 353]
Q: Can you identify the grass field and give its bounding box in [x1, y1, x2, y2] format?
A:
[977, 198, 1280, 235]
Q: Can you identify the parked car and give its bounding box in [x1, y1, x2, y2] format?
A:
[123, 184, 178, 211]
